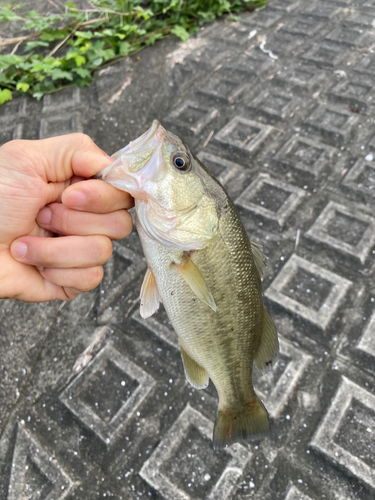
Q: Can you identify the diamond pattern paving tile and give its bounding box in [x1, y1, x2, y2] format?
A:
[342, 158, 375, 197]
[284, 484, 313, 500]
[303, 104, 359, 144]
[235, 174, 305, 226]
[197, 151, 243, 186]
[59, 344, 156, 445]
[270, 0, 301, 13]
[311, 376, 375, 490]
[327, 74, 375, 109]
[165, 100, 219, 135]
[324, 26, 373, 48]
[247, 88, 301, 121]
[140, 404, 251, 500]
[197, 73, 251, 104]
[8, 424, 75, 500]
[233, 46, 276, 75]
[254, 336, 312, 418]
[98, 241, 146, 315]
[215, 117, 275, 156]
[280, 16, 325, 37]
[357, 311, 375, 358]
[355, 53, 375, 76]
[274, 64, 326, 93]
[274, 135, 337, 176]
[265, 254, 352, 329]
[302, 2, 344, 20]
[305, 200, 375, 264]
[302, 43, 348, 68]
[243, 9, 282, 28]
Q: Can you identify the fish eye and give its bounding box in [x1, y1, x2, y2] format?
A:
[171, 152, 191, 172]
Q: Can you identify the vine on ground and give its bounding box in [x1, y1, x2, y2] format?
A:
[0, 0, 266, 104]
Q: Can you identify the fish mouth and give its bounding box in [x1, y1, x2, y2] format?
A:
[122, 119, 165, 157]
[97, 120, 166, 196]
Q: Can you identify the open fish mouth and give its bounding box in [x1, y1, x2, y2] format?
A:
[96, 120, 166, 195]
[124, 119, 164, 154]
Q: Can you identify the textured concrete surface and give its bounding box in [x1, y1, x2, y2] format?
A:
[1, 0, 375, 498]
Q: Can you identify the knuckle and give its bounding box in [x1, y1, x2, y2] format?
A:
[93, 236, 113, 264]
[89, 266, 104, 288]
[41, 242, 57, 266]
[73, 132, 93, 148]
[63, 287, 80, 300]
[79, 266, 103, 292]
[60, 207, 73, 234]
[114, 211, 133, 240]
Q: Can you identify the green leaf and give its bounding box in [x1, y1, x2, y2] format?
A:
[24, 40, 50, 51]
[0, 54, 24, 69]
[40, 29, 66, 41]
[0, 89, 13, 104]
[51, 69, 73, 81]
[119, 41, 130, 55]
[0, 7, 22, 22]
[75, 31, 93, 39]
[32, 92, 44, 100]
[25, 10, 39, 19]
[74, 68, 91, 79]
[75, 55, 86, 67]
[171, 25, 190, 42]
[101, 29, 115, 36]
[16, 82, 30, 92]
[31, 62, 46, 72]
[90, 57, 103, 67]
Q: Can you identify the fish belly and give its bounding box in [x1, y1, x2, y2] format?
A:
[136, 210, 264, 411]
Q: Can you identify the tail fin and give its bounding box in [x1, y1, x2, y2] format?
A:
[213, 395, 269, 449]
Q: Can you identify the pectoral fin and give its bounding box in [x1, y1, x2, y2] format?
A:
[180, 344, 209, 389]
[172, 257, 217, 312]
[254, 307, 279, 372]
[140, 268, 161, 319]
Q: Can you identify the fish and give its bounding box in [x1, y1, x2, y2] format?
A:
[97, 120, 278, 448]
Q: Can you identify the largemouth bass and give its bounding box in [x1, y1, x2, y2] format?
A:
[98, 120, 278, 448]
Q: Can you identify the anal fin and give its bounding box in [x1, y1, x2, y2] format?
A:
[180, 344, 209, 389]
[255, 307, 278, 372]
[172, 256, 217, 312]
[140, 267, 161, 319]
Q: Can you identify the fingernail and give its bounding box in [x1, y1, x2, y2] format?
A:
[64, 190, 87, 208]
[12, 242, 27, 259]
[37, 207, 52, 225]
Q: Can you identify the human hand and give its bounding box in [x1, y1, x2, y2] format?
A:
[0, 133, 133, 302]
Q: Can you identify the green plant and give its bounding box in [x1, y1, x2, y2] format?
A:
[0, 0, 267, 104]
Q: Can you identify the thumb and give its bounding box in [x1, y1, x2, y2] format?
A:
[28, 133, 113, 183]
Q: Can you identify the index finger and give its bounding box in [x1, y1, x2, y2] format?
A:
[62, 179, 134, 213]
